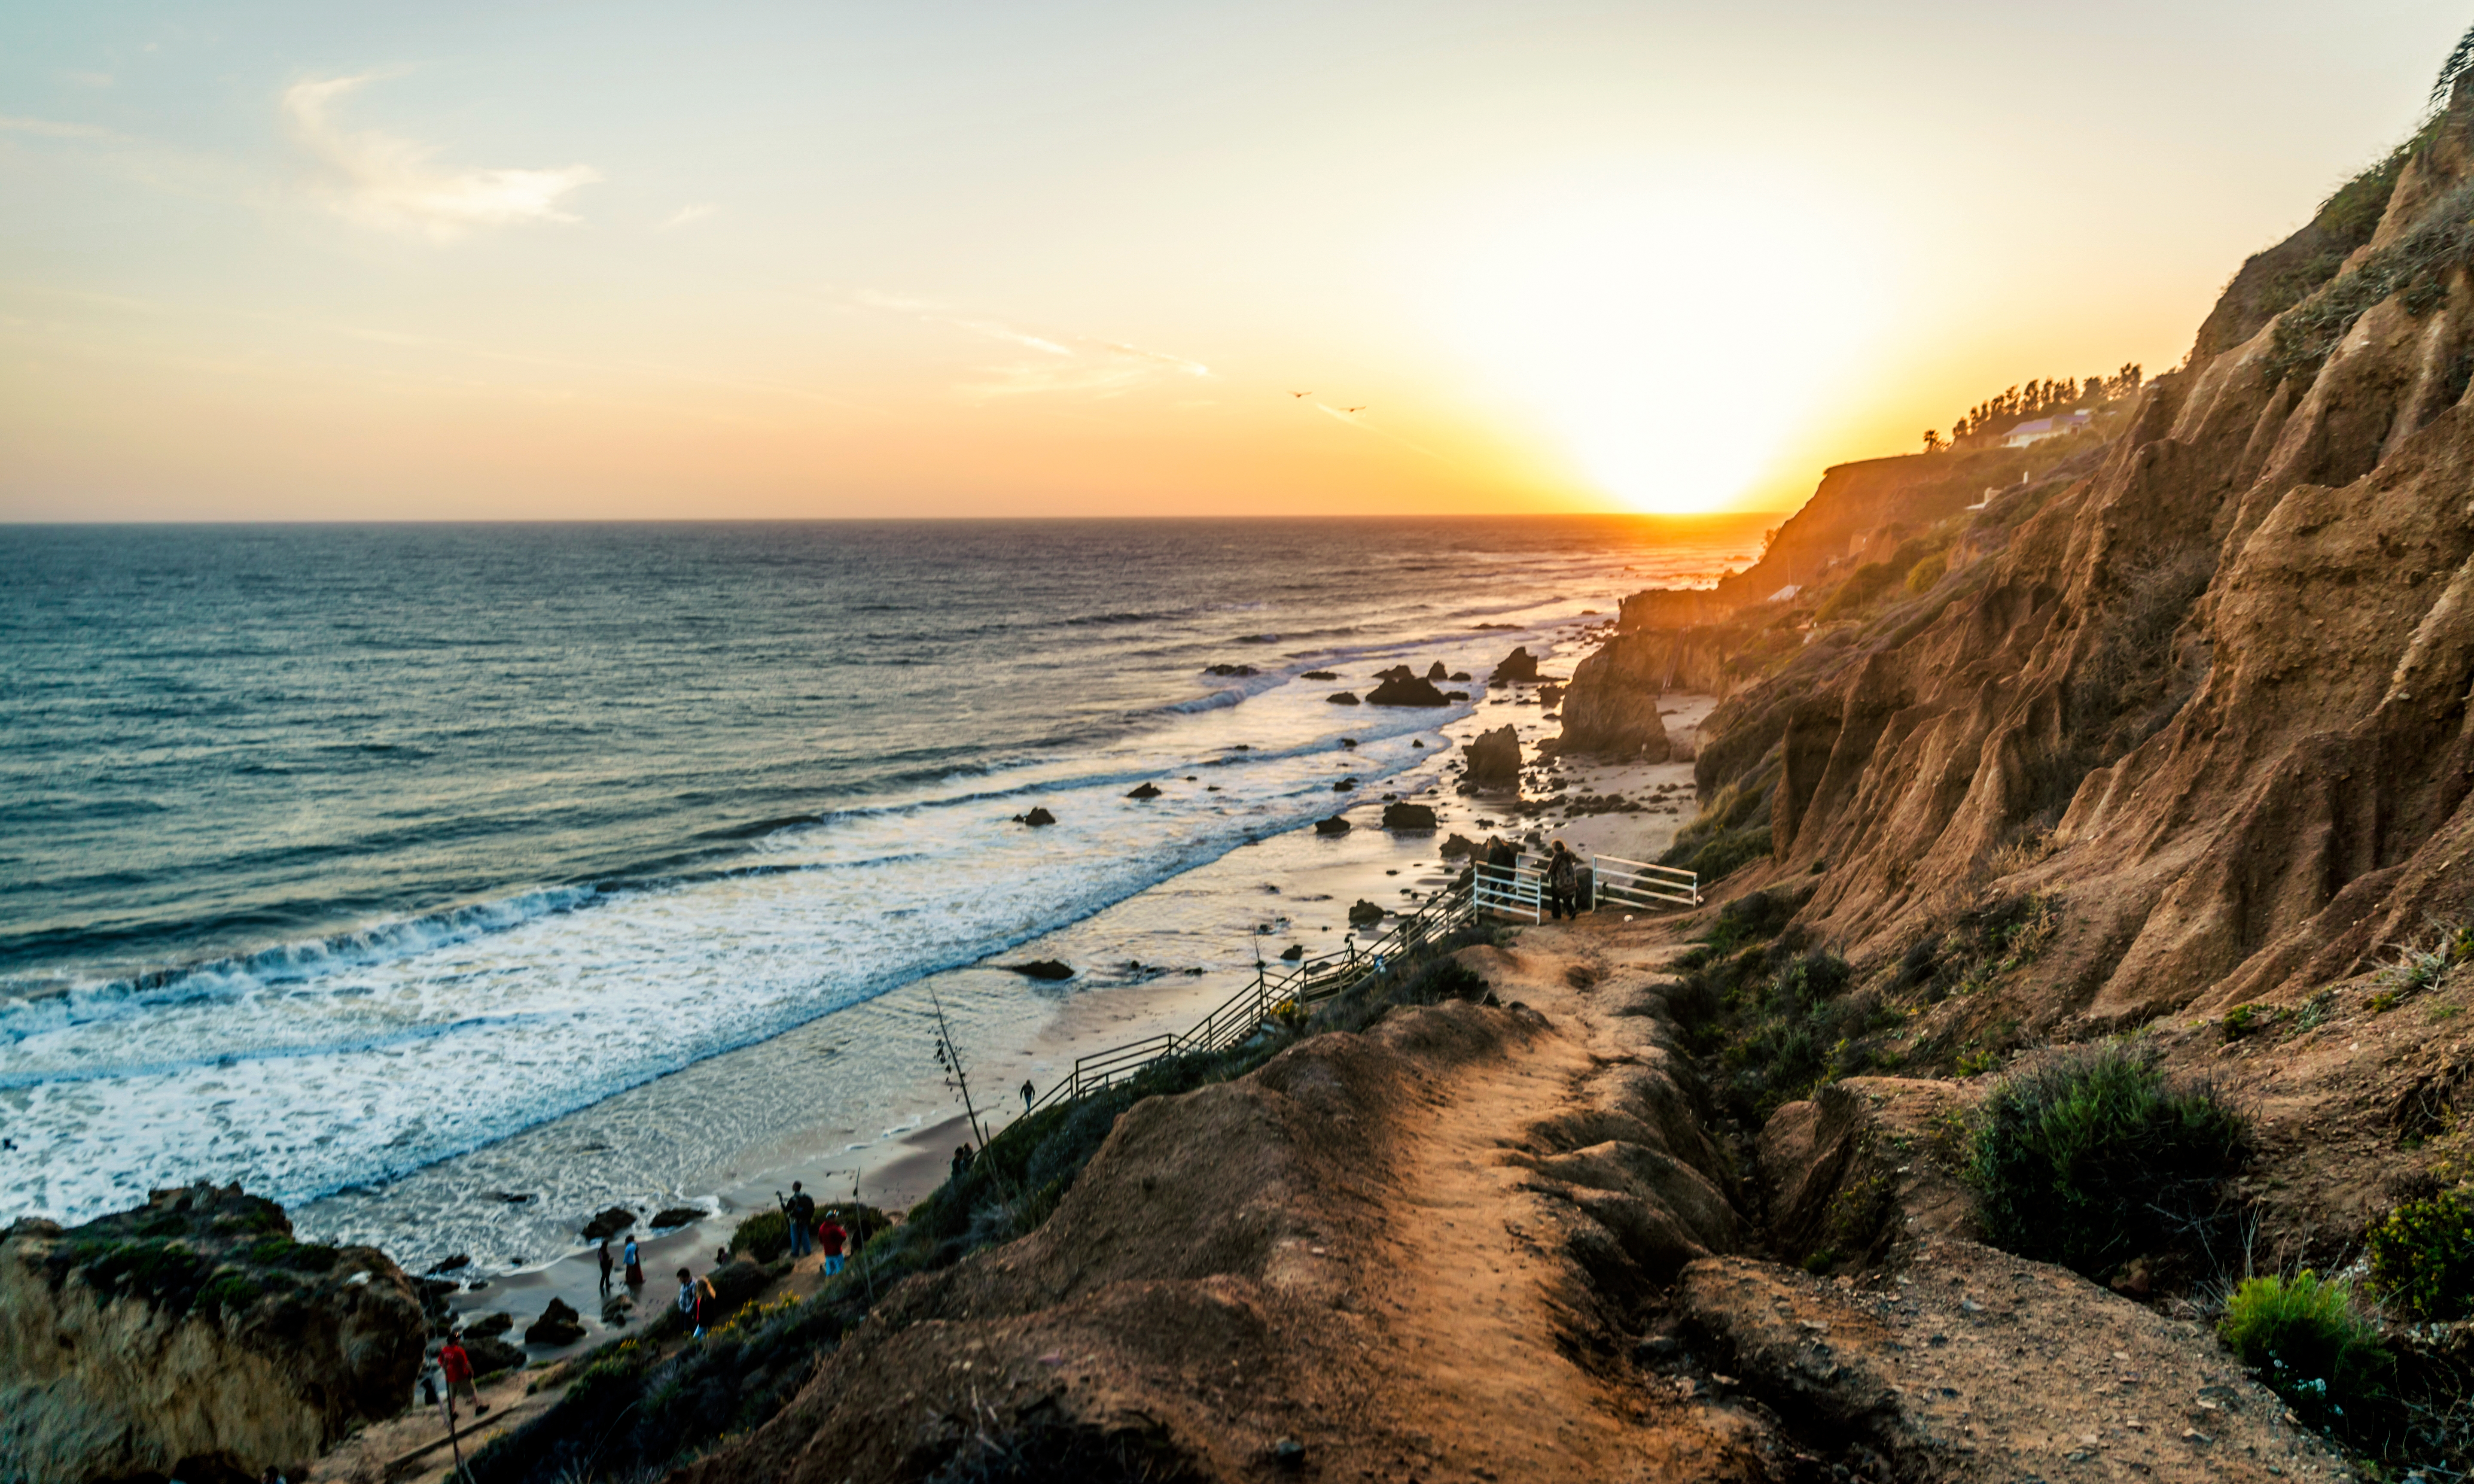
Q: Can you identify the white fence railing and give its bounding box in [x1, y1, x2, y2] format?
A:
[1592, 854, 1700, 910]
[1475, 858, 1544, 922]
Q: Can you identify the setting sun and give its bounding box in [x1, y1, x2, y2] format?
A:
[1428, 170, 1887, 513]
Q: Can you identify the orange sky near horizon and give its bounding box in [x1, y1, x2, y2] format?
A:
[2, 2, 2466, 521]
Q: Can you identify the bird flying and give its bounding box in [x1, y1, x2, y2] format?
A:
[1289, 391, 1311, 398]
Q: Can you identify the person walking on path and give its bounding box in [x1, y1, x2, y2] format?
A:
[623, 1233, 643, 1289]
[1021, 1079, 1035, 1112]
[780, 1182, 816, 1259]
[438, 1335, 487, 1420]
[817, 1210, 850, 1277]
[677, 1267, 716, 1338]
[1547, 839, 1580, 920]
[597, 1238, 614, 1297]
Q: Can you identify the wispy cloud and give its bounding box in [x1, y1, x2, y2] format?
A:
[282, 75, 601, 241]
[64, 71, 113, 88]
[657, 203, 715, 231]
[856, 291, 1208, 401]
[0, 113, 122, 141]
[1315, 401, 1444, 459]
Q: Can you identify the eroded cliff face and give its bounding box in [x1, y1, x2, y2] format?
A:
[0, 1184, 426, 1484]
[1666, 79, 2474, 1034]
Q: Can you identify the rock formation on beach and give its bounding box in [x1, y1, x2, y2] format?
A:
[1462, 724, 1520, 790]
[0, 1184, 425, 1484]
[1380, 801, 1437, 830]
[1490, 645, 1539, 683]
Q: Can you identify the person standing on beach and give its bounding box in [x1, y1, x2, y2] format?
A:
[780, 1182, 816, 1259]
[623, 1233, 643, 1289]
[597, 1238, 614, 1297]
[1547, 840, 1579, 920]
[817, 1210, 850, 1277]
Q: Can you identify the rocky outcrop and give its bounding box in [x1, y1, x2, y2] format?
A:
[1313, 816, 1350, 835]
[1380, 802, 1437, 830]
[524, 1298, 586, 1347]
[1490, 646, 1540, 683]
[1463, 725, 1520, 790]
[1555, 637, 1674, 760]
[1015, 806, 1056, 827]
[1125, 782, 1162, 800]
[1365, 673, 1448, 706]
[580, 1207, 634, 1241]
[1005, 960, 1075, 980]
[1326, 691, 1361, 706]
[0, 1184, 426, 1484]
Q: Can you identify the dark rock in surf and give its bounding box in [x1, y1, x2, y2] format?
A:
[1339, 737, 1358, 748]
[465, 1311, 512, 1338]
[1439, 833, 1480, 858]
[1492, 646, 1540, 683]
[1280, 944, 1305, 961]
[1348, 900, 1386, 927]
[1005, 960, 1075, 981]
[1425, 661, 1449, 681]
[1450, 671, 1471, 682]
[1333, 778, 1357, 792]
[1411, 739, 1426, 748]
[1444, 691, 1469, 701]
[1314, 816, 1352, 835]
[1327, 692, 1361, 706]
[1366, 674, 1449, 707]
[650, 1207, 703, 1229]
[1015, 806, 1057, 827]
[524, 1297, 587, 1347]
[1382, 802, 1438, 830]
[1203, 663, 1258, 677]
[1302, 670, 1339, 681]
[427, 1254, 471, 1274]
[580, 1207, 635, 1241]
[1126, 782, 1163, 799]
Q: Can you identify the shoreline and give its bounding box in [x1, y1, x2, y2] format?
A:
[402, 671, 1719, 1356]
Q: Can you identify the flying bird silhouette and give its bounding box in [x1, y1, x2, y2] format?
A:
[1289, 391, 1311, 398]
[1342, 406, 1366, 413]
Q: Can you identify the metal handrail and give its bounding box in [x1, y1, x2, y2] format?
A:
[1592, 853, 1699, 910]
[1015, 882, 1477, 1120]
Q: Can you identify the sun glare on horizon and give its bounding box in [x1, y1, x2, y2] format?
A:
[1428, 171, 1888, 515]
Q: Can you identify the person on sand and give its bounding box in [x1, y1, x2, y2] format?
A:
[622, 1232, 643, 1289]
[1021, 1079, 1035, 1112]
[438, 1335, 487, 1420]
[817, 1209, 851, 1277]
[780, 1181, 816, 1259]
[1547, 839, 1580, 920]
[597, 1237, 614, 1297]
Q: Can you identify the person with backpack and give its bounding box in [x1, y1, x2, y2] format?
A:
[779, 1182, 816, 1259]
[817, 1210, 851, 1277]
[1547, 839, 1580, 920]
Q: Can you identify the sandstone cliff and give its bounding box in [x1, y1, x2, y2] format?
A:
[1657, 73, 2474, 1033]
[0, 1184, 426, 1484]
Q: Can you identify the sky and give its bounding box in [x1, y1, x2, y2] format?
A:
[1, 2, 2467, 520]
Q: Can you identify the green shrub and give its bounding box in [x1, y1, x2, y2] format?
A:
[2219, 1272, 2390, 1426]
[1904, 553, 1948, 595]
[1816, 562, 1898, 621]
[1968, 1042, 2247, 1276]
[2368, 1189, 2474, 1320]
[728, 1210, 792, 1265]
[2222, 1004, 2270, 1040]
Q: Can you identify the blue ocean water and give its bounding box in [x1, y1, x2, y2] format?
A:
[0, 517, 1760, 1236]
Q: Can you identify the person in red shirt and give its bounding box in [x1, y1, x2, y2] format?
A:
[436, 1336, 488, 1420]
[817, 1210, 850, 1277]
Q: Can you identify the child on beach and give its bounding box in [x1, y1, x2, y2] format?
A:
[623, 1233, 643, 1288]
[817, 1210, 850, 1277]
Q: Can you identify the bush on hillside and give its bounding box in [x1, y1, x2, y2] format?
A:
[1968, 1041, 2247, 1277]
[2219, 1272, 2391, 1428]
[2369, 1189, 2474, 1320]
[1904, 553, 1948, 595]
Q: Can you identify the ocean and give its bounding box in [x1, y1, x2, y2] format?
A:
[0, 517, 1761, 1268]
